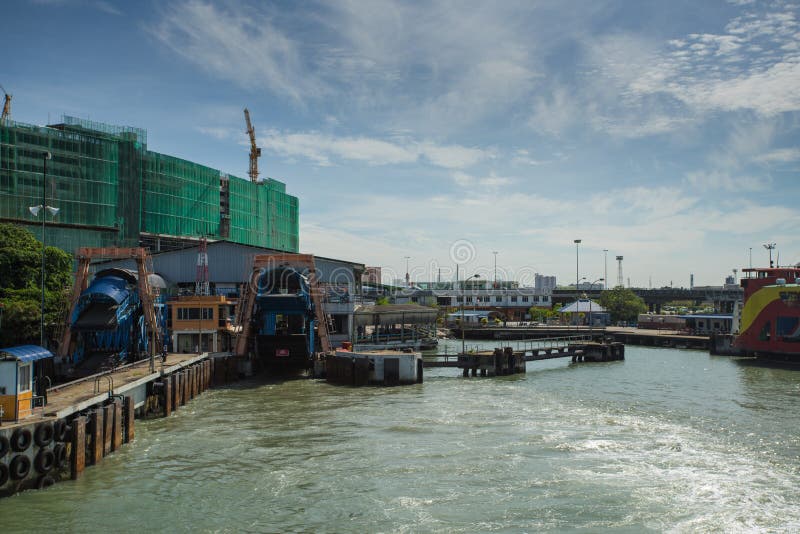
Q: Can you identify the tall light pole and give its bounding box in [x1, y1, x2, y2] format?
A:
[461, 274, 480, 355]
[493, 251, 498, 288]
[404, 256, 411, 287]
[573, 239, 581, 290]
[763, 243, 776, 268]
[749, 247, 753, 276]
[603, 249, 608, 291]
[29, 152, 58, 348]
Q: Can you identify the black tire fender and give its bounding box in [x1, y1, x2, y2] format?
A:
[34, 422, 54, 447]
[10, 454, 31, 480]
[0, 462, 9, 486]
[34, 448, 55, 474]
[53, 419, 70, 442]
[35, 474, 55, 490]
[53, 443, 68, 470]
[0, 434, 9, 458]
[11, 428, 32, 452]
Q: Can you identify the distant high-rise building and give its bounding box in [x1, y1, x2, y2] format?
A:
[534, 274, 557, 293]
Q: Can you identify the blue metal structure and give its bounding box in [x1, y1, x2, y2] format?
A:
[69, 268, 155, 365]
[253, 265, 317, 369]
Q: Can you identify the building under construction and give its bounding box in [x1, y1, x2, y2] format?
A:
[0, 116, 299, 254]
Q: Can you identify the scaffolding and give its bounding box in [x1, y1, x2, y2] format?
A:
[0, 116, 299, 254]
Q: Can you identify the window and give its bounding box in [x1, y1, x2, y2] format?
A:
[510, 296, 517, 303]
[18, 363, 31, 392]
[202, 307, 213, 320]
[456, 296, 463, 303]
[533, 296, 540, 302]
[522, 296, 529, 302]
[466, 296, 473, 303]
[178, 307, 203, 320]
[495, 296, 502, 302]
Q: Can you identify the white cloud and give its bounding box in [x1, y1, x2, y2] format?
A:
[684, 170, 770, 192]
[262, 130, 489, 169]
[755, 147, 800, 164]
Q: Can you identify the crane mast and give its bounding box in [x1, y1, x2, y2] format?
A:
[244, 108, 261, 183]
[0, 85, 11, 126]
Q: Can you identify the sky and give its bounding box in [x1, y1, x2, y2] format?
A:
[4, 0, 800, 288]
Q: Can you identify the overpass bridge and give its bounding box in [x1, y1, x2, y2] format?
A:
[551, 287, 743, 314]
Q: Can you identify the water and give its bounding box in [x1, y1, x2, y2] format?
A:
[3, 344, 800, 532]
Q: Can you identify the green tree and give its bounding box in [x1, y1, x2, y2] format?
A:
[599, 286, 647, 324]
[0, 223, 73, 347]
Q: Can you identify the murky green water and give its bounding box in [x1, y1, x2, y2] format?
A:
[3, 344, 799, 532]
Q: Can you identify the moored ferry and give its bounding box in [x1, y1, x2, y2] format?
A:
[735, 266, 800, 361]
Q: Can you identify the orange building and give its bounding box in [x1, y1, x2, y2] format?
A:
[168, 295, 236, 353]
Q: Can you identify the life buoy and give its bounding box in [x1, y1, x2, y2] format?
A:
[53, 419, 69, 442]
[0, 462, 9, 486]
[34, 422, 55, 447]
[10, 454, 31, 480]
[53, 443, 68, 470]
[35, 474, 55, 490]
[35, 448, 55, 474]
[11, 428, 32, 452]
[0, 434, 9, 458]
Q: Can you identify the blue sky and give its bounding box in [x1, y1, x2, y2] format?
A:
[4, 0, 799, 287]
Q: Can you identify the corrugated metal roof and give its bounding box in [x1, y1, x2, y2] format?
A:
[0, 345, 54, 363]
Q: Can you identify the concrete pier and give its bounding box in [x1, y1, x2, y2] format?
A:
[0, 352, 249, 498]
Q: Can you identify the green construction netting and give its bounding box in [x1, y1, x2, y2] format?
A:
[1, 119, 298, 254]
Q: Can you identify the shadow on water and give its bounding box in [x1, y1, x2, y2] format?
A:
[734, 356, 800, 371]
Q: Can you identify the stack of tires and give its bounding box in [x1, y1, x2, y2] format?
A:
[0, 419, 70, 495]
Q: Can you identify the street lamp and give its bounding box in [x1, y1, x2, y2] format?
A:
[28, 151, 58, 348]
[763, 243, 776, 268]
[461, 274, 480, 355]
[573, 239, 581, 291]
[404, 256, 411, 287]
[603, 249, 608, 291]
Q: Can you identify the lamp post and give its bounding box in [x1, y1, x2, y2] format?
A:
[763, 243, 775, 268]
[574, 239, 581, 291]
[461, 274, 480, 355]
[603, 249, 608, 291]
[404, 256, 411, 287]
[28, 152, 58, 348]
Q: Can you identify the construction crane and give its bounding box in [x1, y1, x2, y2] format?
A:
[0, 84, 11, 126]
[244, 108, 261, 183]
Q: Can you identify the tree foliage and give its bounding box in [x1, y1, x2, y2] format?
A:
[598, 287, 647, 324]
[0, 223, 73, 347]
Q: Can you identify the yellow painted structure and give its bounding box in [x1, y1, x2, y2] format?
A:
[0, 345, 52, 421]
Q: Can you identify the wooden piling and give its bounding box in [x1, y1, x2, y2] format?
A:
[89, 410, 103, 465]
[174, 373, 182, 408]
[183, 371, 190, 404]
[70, 416, 86, 480]
[123, 396, 135, 443]
[112, 400, 123, 452]
[103, 404, 114, 456]
[164, 377, 172, 417]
